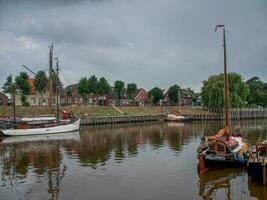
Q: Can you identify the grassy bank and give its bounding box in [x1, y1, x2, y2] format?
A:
[119, 106, 208, 115]
[0, 105, 207, 117]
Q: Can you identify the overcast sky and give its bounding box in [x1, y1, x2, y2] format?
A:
[0, 0, 266, 92]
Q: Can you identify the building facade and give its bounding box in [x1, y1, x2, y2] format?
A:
[15, 78, 61, 106]
[134, 88, 148, 106]
[0, 92, 8, 106]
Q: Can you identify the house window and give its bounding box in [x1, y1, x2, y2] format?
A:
[31, 98, 36, 105]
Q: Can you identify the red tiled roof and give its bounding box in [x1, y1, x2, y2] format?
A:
[134, 88, 143, 97]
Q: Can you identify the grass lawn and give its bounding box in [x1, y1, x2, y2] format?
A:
[0, 105, 207, 117]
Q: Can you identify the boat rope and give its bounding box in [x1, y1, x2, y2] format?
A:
[259, 118, 267, 142]
[201, 91, 213, 138]
[240, 168, 246, 200]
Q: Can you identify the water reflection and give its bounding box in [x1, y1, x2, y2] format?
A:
[0, 120, 266, 200]
[198, 168, 247, 199]
[0, 131, 79, 200]
[248, 178, 267, 199]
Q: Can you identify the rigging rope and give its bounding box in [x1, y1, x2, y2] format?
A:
[201, 91, 213, 138]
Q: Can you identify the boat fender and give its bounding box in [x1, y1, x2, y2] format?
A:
[235, 154, 245, 163]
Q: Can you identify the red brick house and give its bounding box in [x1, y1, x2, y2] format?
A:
[180, 90, 192, 106]
[64, 84, 110, 105]
[0, 92, 8, 106]
[134, 88, 148, 106]
[162, 88, 192, 106]
[64, 84, 83, 105]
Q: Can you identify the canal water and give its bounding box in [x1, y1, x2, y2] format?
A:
[0, 120, 266, 200]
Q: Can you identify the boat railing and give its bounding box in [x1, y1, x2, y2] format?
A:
[0, 119, 16, 129]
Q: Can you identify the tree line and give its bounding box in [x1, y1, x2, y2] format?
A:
[76, 75, 139, 105]
[2, 71, 267, 107]
[201, 73, 267, 108]
[2, 70, 51, 106]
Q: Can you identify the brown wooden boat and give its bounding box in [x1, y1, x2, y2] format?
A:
[247, 142, 267, 184]
[197, 25, 249, 173]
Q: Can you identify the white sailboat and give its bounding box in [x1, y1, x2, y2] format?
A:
[1, 119, 80, 136]
[1, 44, 80, 136]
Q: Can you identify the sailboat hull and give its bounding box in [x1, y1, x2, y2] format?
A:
[1, 119, 80, 136]
[203, 156, 245, 168]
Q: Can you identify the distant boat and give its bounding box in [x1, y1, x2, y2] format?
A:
[164, 114, 191, 122]
[247, 141, 267, 185]
[197, 25, 249, 173]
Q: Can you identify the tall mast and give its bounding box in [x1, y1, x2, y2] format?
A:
[216, 24, 229, 128]
[2, 93, 5, 118]
[223, 28, 229, 128]
[178, 88, 181, 112]
[55, 57, 60, 123]
[49, 43, 53, 112]
[12, 83, 16, 124]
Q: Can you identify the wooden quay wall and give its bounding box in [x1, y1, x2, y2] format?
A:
[81, 114, 163, 125]
[188, 108, 267, 120]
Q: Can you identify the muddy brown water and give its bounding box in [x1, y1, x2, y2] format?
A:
[0, 120, 266, 200]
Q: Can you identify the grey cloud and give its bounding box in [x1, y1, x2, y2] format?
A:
[0, 0, 266, 91]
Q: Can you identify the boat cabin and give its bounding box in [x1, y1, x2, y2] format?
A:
[208, 138, 239, 155]
[248, 143, 267, 184]
[256, 143, 267, 159]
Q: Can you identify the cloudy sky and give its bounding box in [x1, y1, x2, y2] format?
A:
[0, 0, 266, 91]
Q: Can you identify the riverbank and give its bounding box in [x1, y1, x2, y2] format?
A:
[1, 106, 266, 124]
[0, 105, 207, 117]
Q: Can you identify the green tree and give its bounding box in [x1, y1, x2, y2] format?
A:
[88, 75, 98, 105]
[2, 74, 15, 107]
[149, 87, 163, 105]
[34, 70, 48, 106]
[127, 83, 137, 99]
[168, 84, 180, 105]
[201, 72, 250, 108]
[15, 72, 30, 106]
[77, 77, 89, 104]
[246, 76, 267, 107]
[98, 77, 110, 95]
[114, 80, 125, 105]
[192, 92, 201, 106]
[2, 74, 13, 94]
